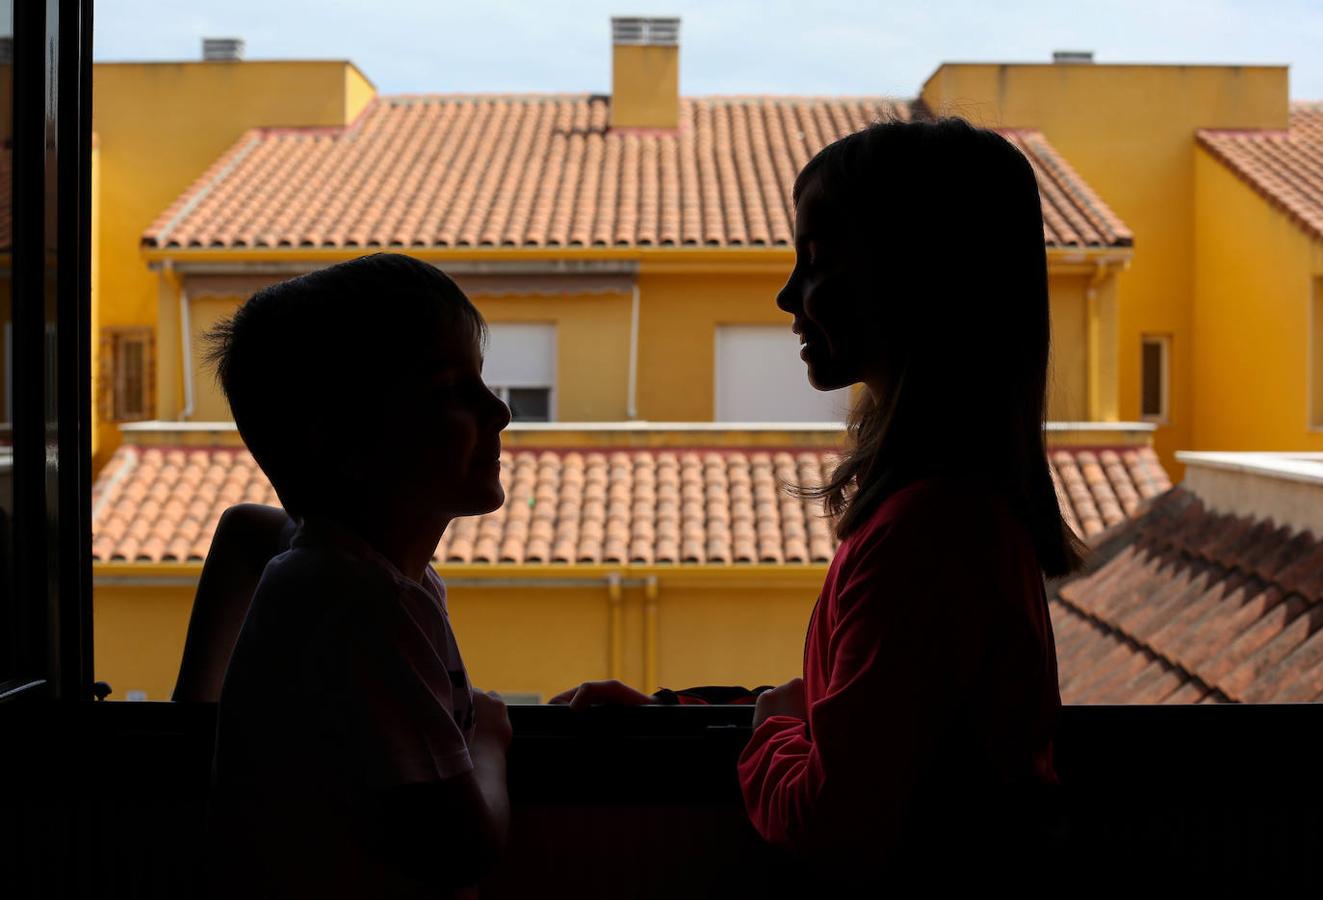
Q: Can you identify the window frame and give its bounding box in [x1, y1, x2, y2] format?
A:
[713, 323, 848, 423]
[1140, 334, 1171, 425]
[483, 322, 558, 423]
[99, 325, 156, 422]
[0, 0, 94, 704]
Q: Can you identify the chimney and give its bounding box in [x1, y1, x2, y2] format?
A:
[610, 16, 680, 130]
[1052, 50, 1094, 64]
[202, 37, 245, 62]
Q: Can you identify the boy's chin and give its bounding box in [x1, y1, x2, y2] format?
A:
[464, 485, 505, 517]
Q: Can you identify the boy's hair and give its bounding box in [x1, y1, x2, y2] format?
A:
[205, 253, 486, 518]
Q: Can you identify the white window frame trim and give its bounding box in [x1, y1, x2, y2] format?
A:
[483, 321, 558, 423]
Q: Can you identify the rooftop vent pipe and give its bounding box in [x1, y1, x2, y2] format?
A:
[611, 16, 680, 46]
[203, 38, 245, 62]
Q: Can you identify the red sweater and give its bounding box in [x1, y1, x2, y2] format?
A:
[737, 478, 1060, 875]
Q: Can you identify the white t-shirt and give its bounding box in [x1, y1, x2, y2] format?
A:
[210, 519, 474, 898]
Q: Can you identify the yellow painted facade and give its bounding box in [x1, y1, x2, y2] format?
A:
[152, 260, 1116, 426]
[94, 564, 825, 703]
[921, 62, 1290, 474]
[1192, 147, 1323, 450]
[87, 48, 1323, 705]
[90, 60, 375, 466]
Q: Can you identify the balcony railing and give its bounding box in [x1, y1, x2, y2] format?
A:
[4, 701, 1322, 896]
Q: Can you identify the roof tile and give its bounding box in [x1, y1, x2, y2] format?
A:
[93, 442, 1163, 566]
[1198, 103, 1323, 243]
[1052, 487, 1323, 703]
[143, 96, 1131, 251]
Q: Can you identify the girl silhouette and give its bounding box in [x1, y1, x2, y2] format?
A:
[739, 118, 1081, 886]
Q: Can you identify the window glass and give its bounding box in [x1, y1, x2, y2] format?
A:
[505, 387, 550, 422]
[714, 325, 848, 422]
[1141, 336, 1167, 421]
[485, 323, 555, 422]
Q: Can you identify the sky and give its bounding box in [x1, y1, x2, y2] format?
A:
[92, 0, 1323, 99]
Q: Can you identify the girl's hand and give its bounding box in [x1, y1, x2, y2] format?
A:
[548, 679, 653, 710]
[752, 677, 806, 728]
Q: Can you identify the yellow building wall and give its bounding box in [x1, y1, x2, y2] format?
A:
[1192, 148, 1323, 451]
[476, 293, 633, 421]
[94, 580, 196, 701]
[922, 63, 1289, 473]
[91, 61, 375, 467]
[93, 568, 822, 702]
[174, 286, 636, 423]
[1048, 273, 1089, 421]
[634, 268, 1106, 422]
[635, 271, 798, 420]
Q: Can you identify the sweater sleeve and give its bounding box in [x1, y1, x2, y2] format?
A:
[737, 488, 994, 861]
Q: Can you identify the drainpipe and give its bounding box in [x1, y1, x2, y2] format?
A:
[626, 282, 640, 419]
[643, 576, 659, 692]
[608, 572, 624, 682]
[179, 286, 195, 421]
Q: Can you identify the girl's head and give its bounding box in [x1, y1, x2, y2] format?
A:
[780, 118, 1085, 576]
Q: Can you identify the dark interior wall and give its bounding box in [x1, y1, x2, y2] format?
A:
[3, 702, 1320, 897]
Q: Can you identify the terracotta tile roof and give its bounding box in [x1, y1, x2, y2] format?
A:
[1198, 102, 1323, 243]
[91, 442, 1168, 564]
[141, 96, 1132, 251]
[1051, 487, 1323, 704]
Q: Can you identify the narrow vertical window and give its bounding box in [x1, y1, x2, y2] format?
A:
[1311, 284, 1323, 429]
[1140, 335, 1169, 423]
[100, 327, 155, 422]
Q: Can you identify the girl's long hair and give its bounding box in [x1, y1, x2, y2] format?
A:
[792, 118, 1086, 577]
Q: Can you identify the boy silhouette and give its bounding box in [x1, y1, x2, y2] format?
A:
[205, 253, 512, 899]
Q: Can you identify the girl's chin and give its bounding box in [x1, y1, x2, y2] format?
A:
[805, 360, 853, 393]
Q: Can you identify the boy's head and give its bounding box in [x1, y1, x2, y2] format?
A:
[207, 253, 510, 525]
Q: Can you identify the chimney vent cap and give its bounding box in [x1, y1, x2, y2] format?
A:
[1052, 50, 1094, 64]
[612, 16, 680, 47]
[203, 37, 245, 62]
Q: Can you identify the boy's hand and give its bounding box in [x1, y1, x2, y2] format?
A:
[752, 677, 806, 729]
[472, 689, 512, 751]
[548, 679, 653, 710]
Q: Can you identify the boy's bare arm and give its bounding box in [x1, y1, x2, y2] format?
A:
[174, 503, 295, 702]
[372, 691, 512, 890]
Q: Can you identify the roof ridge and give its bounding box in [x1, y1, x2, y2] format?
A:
[140, 97, 1131, 251]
